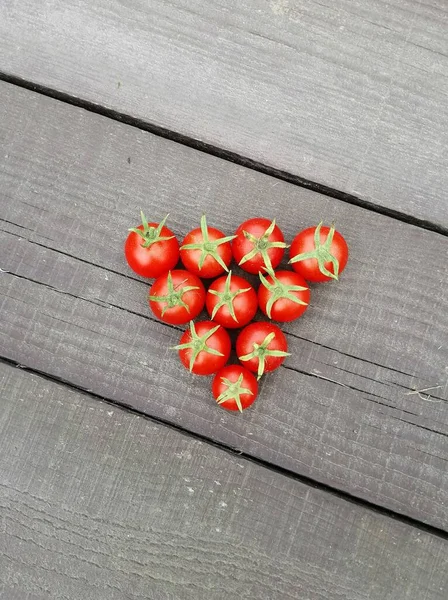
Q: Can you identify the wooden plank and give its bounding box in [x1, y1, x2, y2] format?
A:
[0, 0, 447, 227]
[1, 362, 447, 600]
[0, 82, 447, 530]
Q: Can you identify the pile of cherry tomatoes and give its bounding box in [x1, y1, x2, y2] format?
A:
[125, 213, 349, 413]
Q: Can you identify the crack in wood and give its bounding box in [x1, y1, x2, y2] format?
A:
[286, 331, 419, 379]
[281, 364, 426, 420]
[389, 415, 448, 439]
[1, 227, 144, 285]
[316, 360, 396, 387]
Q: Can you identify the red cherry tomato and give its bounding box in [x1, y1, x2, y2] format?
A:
[124, 212, 179, 278]
[174, 321, 231, 376]
[212, 365, 258, 412]
[205, 271, 258, 329]
[180, 215, 236, 279]
[148, 270, 205, 325]
[258, 270, 310, 322]
[232, 217, 288, 274]
[236, 322, 289, 379]
[289, 222, 349, 282]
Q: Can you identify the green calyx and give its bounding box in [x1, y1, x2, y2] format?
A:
[180, 215, 236, 272]
[208, 271, 251, 323]
[239, 219, 288, 271]
[259, 270, 308, 319]
[289, 222, 339, 280]
[239, 331, 290, 380]
[216, 373, 253, 413]
[129, 212, 174, 248]
[149, 271, 199, 317]
[172, 321, 224, 372]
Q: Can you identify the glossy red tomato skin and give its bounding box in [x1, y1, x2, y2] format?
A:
[177, 321, 231, 376]
[236, 322, 288, 375]
[180, 226, 233, 278]
[232, 218, 286, 274]
[148, 270, 205, 325]
[289, 226, 349, 282]
[212, 365, 258, 411]
[124, 224, 179, 278]
[205, 274, 258, 329]
[258, 270, 310, 322]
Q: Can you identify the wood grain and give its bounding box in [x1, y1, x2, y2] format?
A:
[1, 361, 447, 600]
[0, 82, 447, 530]
[0, 0, 447, 227]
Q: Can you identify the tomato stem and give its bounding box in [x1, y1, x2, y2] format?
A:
[289, 222, 340, 280]
[149, 271, 199, 316]
[129, 212, 175, 248]
[180, 214, 236, 272]
[238, 331, 290, 379]
[172, 321, 224, 372]
[259, 270, 308, 319]
[216, 373, 253, 413]
[238, 218, 288, 272]
[208, 271, 251, 322]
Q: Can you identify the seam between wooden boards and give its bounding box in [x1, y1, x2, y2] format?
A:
[1, 355, 447, 541]
[0, 71, 446, 238]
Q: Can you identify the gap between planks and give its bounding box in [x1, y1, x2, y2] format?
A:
[0, 71, 446, 238]
[2, 354, 447, 541]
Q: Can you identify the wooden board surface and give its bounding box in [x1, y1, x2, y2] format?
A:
[1, 361, 448, 600]
[1, 82, 447, 530]
[1, 0, 447, 228]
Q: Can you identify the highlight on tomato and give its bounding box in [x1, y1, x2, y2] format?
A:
[232, 217, 288, 274]
[124, 212, 179, 278]
[205, 271, 258, 329]
[258, 269, 310, 322]
[236, 322, 290, 379]
[173, 321, 231, 376]
[212, 365, 258, 412]
[148, 270, 205, 325]
[180, 214, 236, 279]
[289, 222, 349, 282]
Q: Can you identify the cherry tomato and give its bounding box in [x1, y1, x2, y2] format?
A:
[180, 215, 236, 279]
[205, 271, 258, 329]
[124, 212, 179, 278]
[173, 321, 231, 376]
[258, 270, 310, 322]
[212, 365, 258, 412]
[289, 222, 349, 282]
[232, 217, 288, 274]
[236, 322, 289, 379]
[149, 270, 205, 325]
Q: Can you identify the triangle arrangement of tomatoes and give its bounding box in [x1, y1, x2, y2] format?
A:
[125, 214, 349, 413]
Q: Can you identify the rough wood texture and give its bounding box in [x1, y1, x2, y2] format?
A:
[1, 82, 447, 530]
[1, 0, 447, 227]
[1, 362, 447, 600]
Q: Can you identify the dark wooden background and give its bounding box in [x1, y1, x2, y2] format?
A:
[0, 1, 447, 598]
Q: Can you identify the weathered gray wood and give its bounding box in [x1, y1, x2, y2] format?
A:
[0, 82, 447, 530]
[1, 362, 447, 600]
[0, 0, 447, 227]
[0, 589, 46, 600]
